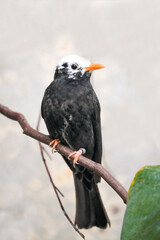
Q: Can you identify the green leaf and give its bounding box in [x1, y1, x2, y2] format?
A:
[121, 166, 160, 240]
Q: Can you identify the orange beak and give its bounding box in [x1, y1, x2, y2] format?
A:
[85, 64, 105, 71]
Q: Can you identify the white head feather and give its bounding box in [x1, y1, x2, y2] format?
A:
[57, 55, 91, 79]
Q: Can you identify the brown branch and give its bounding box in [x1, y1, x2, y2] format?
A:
[0, 103, 127, 203]
[36, 113, 64, 197]
[36, 113, 85, 239]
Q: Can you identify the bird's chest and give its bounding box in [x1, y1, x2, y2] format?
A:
[53, 94, 89, 129]
[46, 84, 94, 140]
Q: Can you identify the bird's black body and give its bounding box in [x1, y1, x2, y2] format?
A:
[41, 55, 110, 229]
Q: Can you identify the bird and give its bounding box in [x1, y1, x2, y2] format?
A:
[41, 55, 110, 229]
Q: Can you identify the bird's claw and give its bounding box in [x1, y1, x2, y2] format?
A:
[68, 148, 86, 167]
[49, 139, 60, 152]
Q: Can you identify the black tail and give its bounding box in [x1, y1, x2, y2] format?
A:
[73, 174, 110, 229]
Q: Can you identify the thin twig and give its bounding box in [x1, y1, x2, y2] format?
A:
[38, 141, 84, 238]
[36, 113, 64, 197]
[36, 113, 85, 238]
[42, 147, 52, 160]
[0, 103, 127, 203]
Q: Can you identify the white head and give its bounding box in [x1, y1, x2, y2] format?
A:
[55, 55, 105, 80]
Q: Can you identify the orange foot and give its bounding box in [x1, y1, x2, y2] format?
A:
[49, 139, 60, 152]
[68, 148, 86, 167]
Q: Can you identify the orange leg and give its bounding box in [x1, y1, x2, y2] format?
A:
[68, 148, 86, 167]
[49, 139, 60, 152]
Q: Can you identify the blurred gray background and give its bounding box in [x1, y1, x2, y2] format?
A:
[0, 0, 160, 239]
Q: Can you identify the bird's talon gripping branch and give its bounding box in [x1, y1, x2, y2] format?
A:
[49, 139, 60, 152]
[68, 148, 86, 167]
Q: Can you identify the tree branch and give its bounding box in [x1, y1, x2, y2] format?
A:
[0, 103, 127, 203]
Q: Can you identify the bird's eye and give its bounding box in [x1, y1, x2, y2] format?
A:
[62, 62, 68, 68]
[71, 63, 78, 70]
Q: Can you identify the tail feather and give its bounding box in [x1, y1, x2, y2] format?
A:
[74, 174, 110, 229]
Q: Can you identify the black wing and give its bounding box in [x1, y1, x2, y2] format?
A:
[92, 96, 102, 182]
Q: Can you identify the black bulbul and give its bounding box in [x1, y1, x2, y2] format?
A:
[41, 55, 110, 229]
